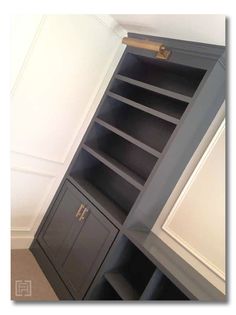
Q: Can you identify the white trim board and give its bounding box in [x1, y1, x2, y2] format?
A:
[152, 105, 225, 294]
[162, 122, 225, 281]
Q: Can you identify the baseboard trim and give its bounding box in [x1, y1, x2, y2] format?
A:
[11, 235, 34, 249]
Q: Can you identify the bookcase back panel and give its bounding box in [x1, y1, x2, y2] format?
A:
[85, 123, 158, 182]
[110, 79, 188, 119]
[118, 53, 207, 97]
[98, 97, 176, 153]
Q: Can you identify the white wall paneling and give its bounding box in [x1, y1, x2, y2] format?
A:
[11, 15, 127, 248]
[152, 107, 225, 294]
[11, 168, 55, 231]
[11, 15, 44, 90]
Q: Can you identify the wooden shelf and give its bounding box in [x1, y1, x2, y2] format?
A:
[109, 77, 189, 121]
[101, 237, 156, 299]
[68, 176, 127, 227]
[117, 53, 206, 98]
[85, 123, 158, 184]
[140, 268, 188, 300]
[95, 118, 161, 158]
[32, 33, 225, 302]
[93, 280, 122, 300]
[104, 272, 139, 300]
[83, 144, 144, 190]
[97, 98, 176, 154]
[115, 74, 191, 104]
[69, 150, 140, 226]
[107, 91, 180, 125]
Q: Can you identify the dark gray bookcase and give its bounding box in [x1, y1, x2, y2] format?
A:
[30, 33, 225, 301]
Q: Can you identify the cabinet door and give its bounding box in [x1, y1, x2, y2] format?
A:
[38, 181, 86, 266]
[38, 180, 118, 299]
[58, 200, 118, 299]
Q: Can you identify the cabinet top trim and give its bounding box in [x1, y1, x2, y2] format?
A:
[128, 32, 225, 61]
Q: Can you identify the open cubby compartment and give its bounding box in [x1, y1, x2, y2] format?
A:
[85, 123, 158, 185]
[141, 268, 189, 300]
[69, 149, 140, 224]
[110, 78, 189, 120]
[98, 96, 176, 153]
[118, 53, 206, 97]
[89, 278, 122, 300]
[103, 236, 156, 299]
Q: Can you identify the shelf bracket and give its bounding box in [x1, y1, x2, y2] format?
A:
[122, 37, 171, 60]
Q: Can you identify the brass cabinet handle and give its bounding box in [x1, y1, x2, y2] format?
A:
[75, 204, 85, 218]
[79, 207, 89, 222]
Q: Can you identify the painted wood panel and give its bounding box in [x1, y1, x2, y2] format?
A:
[11, 15, 123, 163]
[11, 169, 54, 231]
[152, 118, 225, 294]
[11, 15, 126, 248]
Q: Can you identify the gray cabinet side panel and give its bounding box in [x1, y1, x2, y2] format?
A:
[125, 58, 225, 229]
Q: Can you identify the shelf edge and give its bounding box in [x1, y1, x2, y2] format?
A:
[95, 118, 161, 158]
[107, 91, 180, 125]
[115, 74, 192, 104]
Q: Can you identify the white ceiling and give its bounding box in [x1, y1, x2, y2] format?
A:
[112, 15, 225, 45]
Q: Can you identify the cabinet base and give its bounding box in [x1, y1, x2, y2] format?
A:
[30, 239, 74, 300]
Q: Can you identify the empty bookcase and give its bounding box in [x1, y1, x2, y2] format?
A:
[84, 123, 158, 185]
[86, 236, 188, 301]
[118, 53, 206, 97]
[69, 150, 140, 225]
[98, 97, 176, 154]
[109, 78, 189, 121]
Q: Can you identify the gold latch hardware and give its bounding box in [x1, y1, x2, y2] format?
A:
[79, 207, 89, 222]
[122, 37, 171, 60]
[75, 204, 85, 218]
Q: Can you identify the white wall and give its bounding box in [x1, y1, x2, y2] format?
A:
[152, 110, 225, 293]
[112, 14, 225, 45]
[11, 15, 126, 248]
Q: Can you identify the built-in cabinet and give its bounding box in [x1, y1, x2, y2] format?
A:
[86, 235, 188, 300]
[37, 181, 117, 299]
[31, 33, 225, 301]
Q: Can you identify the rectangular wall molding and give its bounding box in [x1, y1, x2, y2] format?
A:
[11, 15, 126, 249]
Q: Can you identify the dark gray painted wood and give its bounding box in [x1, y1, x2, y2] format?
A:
[87, 278, 122, 301]
[95, 118, 161, 158]
[37, 181, 85, 265]
[107, 91, 180, 125]
[85, 232, 128, 300]
[127, 33, 225, 69]
[98, 96, 177, 154]
[68, 176, 126, 227]
[104, 272, 139, 300]
[85, 122, 158, 183]
[30, 240, 74, 300]
[140, 268, 166, 300]
[86, 234, 157, 300]
[58, 205, 118, 299]
[85, 232, 190, 301]
[109, 78, 188, 120]
[32, 33, 225, 301]
[123, 229, 225, 301]
[140, 268, 189, 300]
[124, 53, 225, 230]
[37, 180, 118, 300]
[69, 150, 140, 220]
[118, 53, 206, 97]
[82, 143, 144, 190]
[115, 74, 192, 103]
